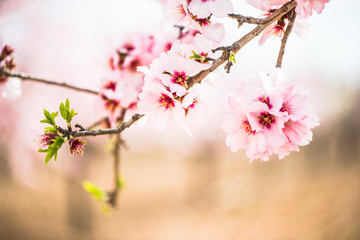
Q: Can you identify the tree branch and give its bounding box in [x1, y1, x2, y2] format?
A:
[228, 13, 267, 27]
[107, 133, 121, 207]
[61, 113, 144, 137]
[276, 9, 296, 68]
[187, 1, 297, 89]
[0, 69, 99, 95]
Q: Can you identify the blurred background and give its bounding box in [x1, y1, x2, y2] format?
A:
[0, 0, 359, 239]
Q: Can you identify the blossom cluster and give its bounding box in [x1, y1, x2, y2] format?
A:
[248, 0, 330, 18]
[247, 0, 330, 44]
[98, 27, 200, 126]
[0, 44, 21, 99]
[137, 35, 216, 134]
[222, 69, 319, 161]
[159, 0, 234, 42]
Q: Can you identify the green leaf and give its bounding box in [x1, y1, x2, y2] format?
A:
[45, 145, 58, 164]
[44, 136, 65, 164]
[38, 149, 48, 153]
[229, 52, 236, 64]
[101, 204, 112, 216]
[44, 127, 57, 133]
[65, 98, 70, 110]
[59, 102, 68, 122]
[82, 181, 108, 202]
[40, 108, 58, 126]
[117, 177, 125, 189]
[189, 50, 203, 59]
[59, 99, 78, 125]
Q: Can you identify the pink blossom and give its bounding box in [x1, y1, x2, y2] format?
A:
[137, 78, 190, 133]
[222, 68, 319, 161]
[160, 0, 226, 42]
[247, 0, 329, 44]
[38, 132, 60, 149]
[1, 77, 22, 99]
[295, 0, 330, 18]
[137, 39, 214, 134]
[246, 0, 289, 12]
[259, 20, 286, 45]
[69, 138, 87, 156]
[222, 95, 272, 161]
[188, 0, 234, 19]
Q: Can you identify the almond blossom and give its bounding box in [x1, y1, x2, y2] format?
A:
[188, 0, 234, 19]
[137, 36, 216, 134]
[69, 138, 87, 156]
[222, 68, 319, 161]
[0, 44, 21, 99]
[98, 27, 199, 126]
[295, 0, 330, 18]
[159, 0, 228, 42]
[246, 0, 329, 44]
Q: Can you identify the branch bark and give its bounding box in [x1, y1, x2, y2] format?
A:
[276, 9, 296, 68]
[108, 133, 121, 207]
[0, 69, 99, 95]
[187, 1, 297, 89]
[228, 13, 268, 27]
[62, 113, 145, 138]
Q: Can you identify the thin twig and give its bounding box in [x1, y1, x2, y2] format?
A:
[187, 1, 297, 89]
[228, 13, 267, 27]
[0, 69, 99, 95]
[108, 133, 121, 207]
[61, 113, 144, 137]
[276, 9, 296, 68]
[86, 117, 110, 130]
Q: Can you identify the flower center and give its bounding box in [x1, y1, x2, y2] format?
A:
[257, 95, 272, 109]
[158, 93, 175, 110]
[242, 120, 256, 135]
[101, 94, 120, 113]
[103, 81, 117, 91]
[184, 98, 198, 116]
[163, 71, 189, 88]
[258, 112, 276, 129]
[280, 101, 292, 114]
[273, 20, 285, 37]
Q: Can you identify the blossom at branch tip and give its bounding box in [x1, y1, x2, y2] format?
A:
[295, 0, 330, 18]
[137, 37, 216, 134]
[38, 132, 60, 149]
[69, 138, 86, 156]
[222, 68, 319, 161]
[188, 0, 234, 19]
[246, 0, 330, 18]
[0, 44, 21, 99]
[159, 0, 226, 42]
[246, 0, 329, 44]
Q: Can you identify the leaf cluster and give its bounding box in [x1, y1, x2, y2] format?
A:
[59, 98, 78, 127]
[39, 99, 79, 164]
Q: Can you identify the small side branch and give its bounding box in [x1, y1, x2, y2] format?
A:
[66, 113, 144, 137]
[228, 13, 267, 27]
[107, 133, 121, 207]
[0, 69, 99, 95]
[276, 9, 296, 68]
[187, 1, 297, 88]
[86, 117, 110, 130]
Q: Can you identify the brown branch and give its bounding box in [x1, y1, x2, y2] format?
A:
[187, 1, 297, 89]
[86, 117, 110, 130]
[276, 9, 296, 68]
[108, 133, 121, 207]
[228, 13, 268, 27]
[63, 113, 144, 137]
[0, 69, 99, 95]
